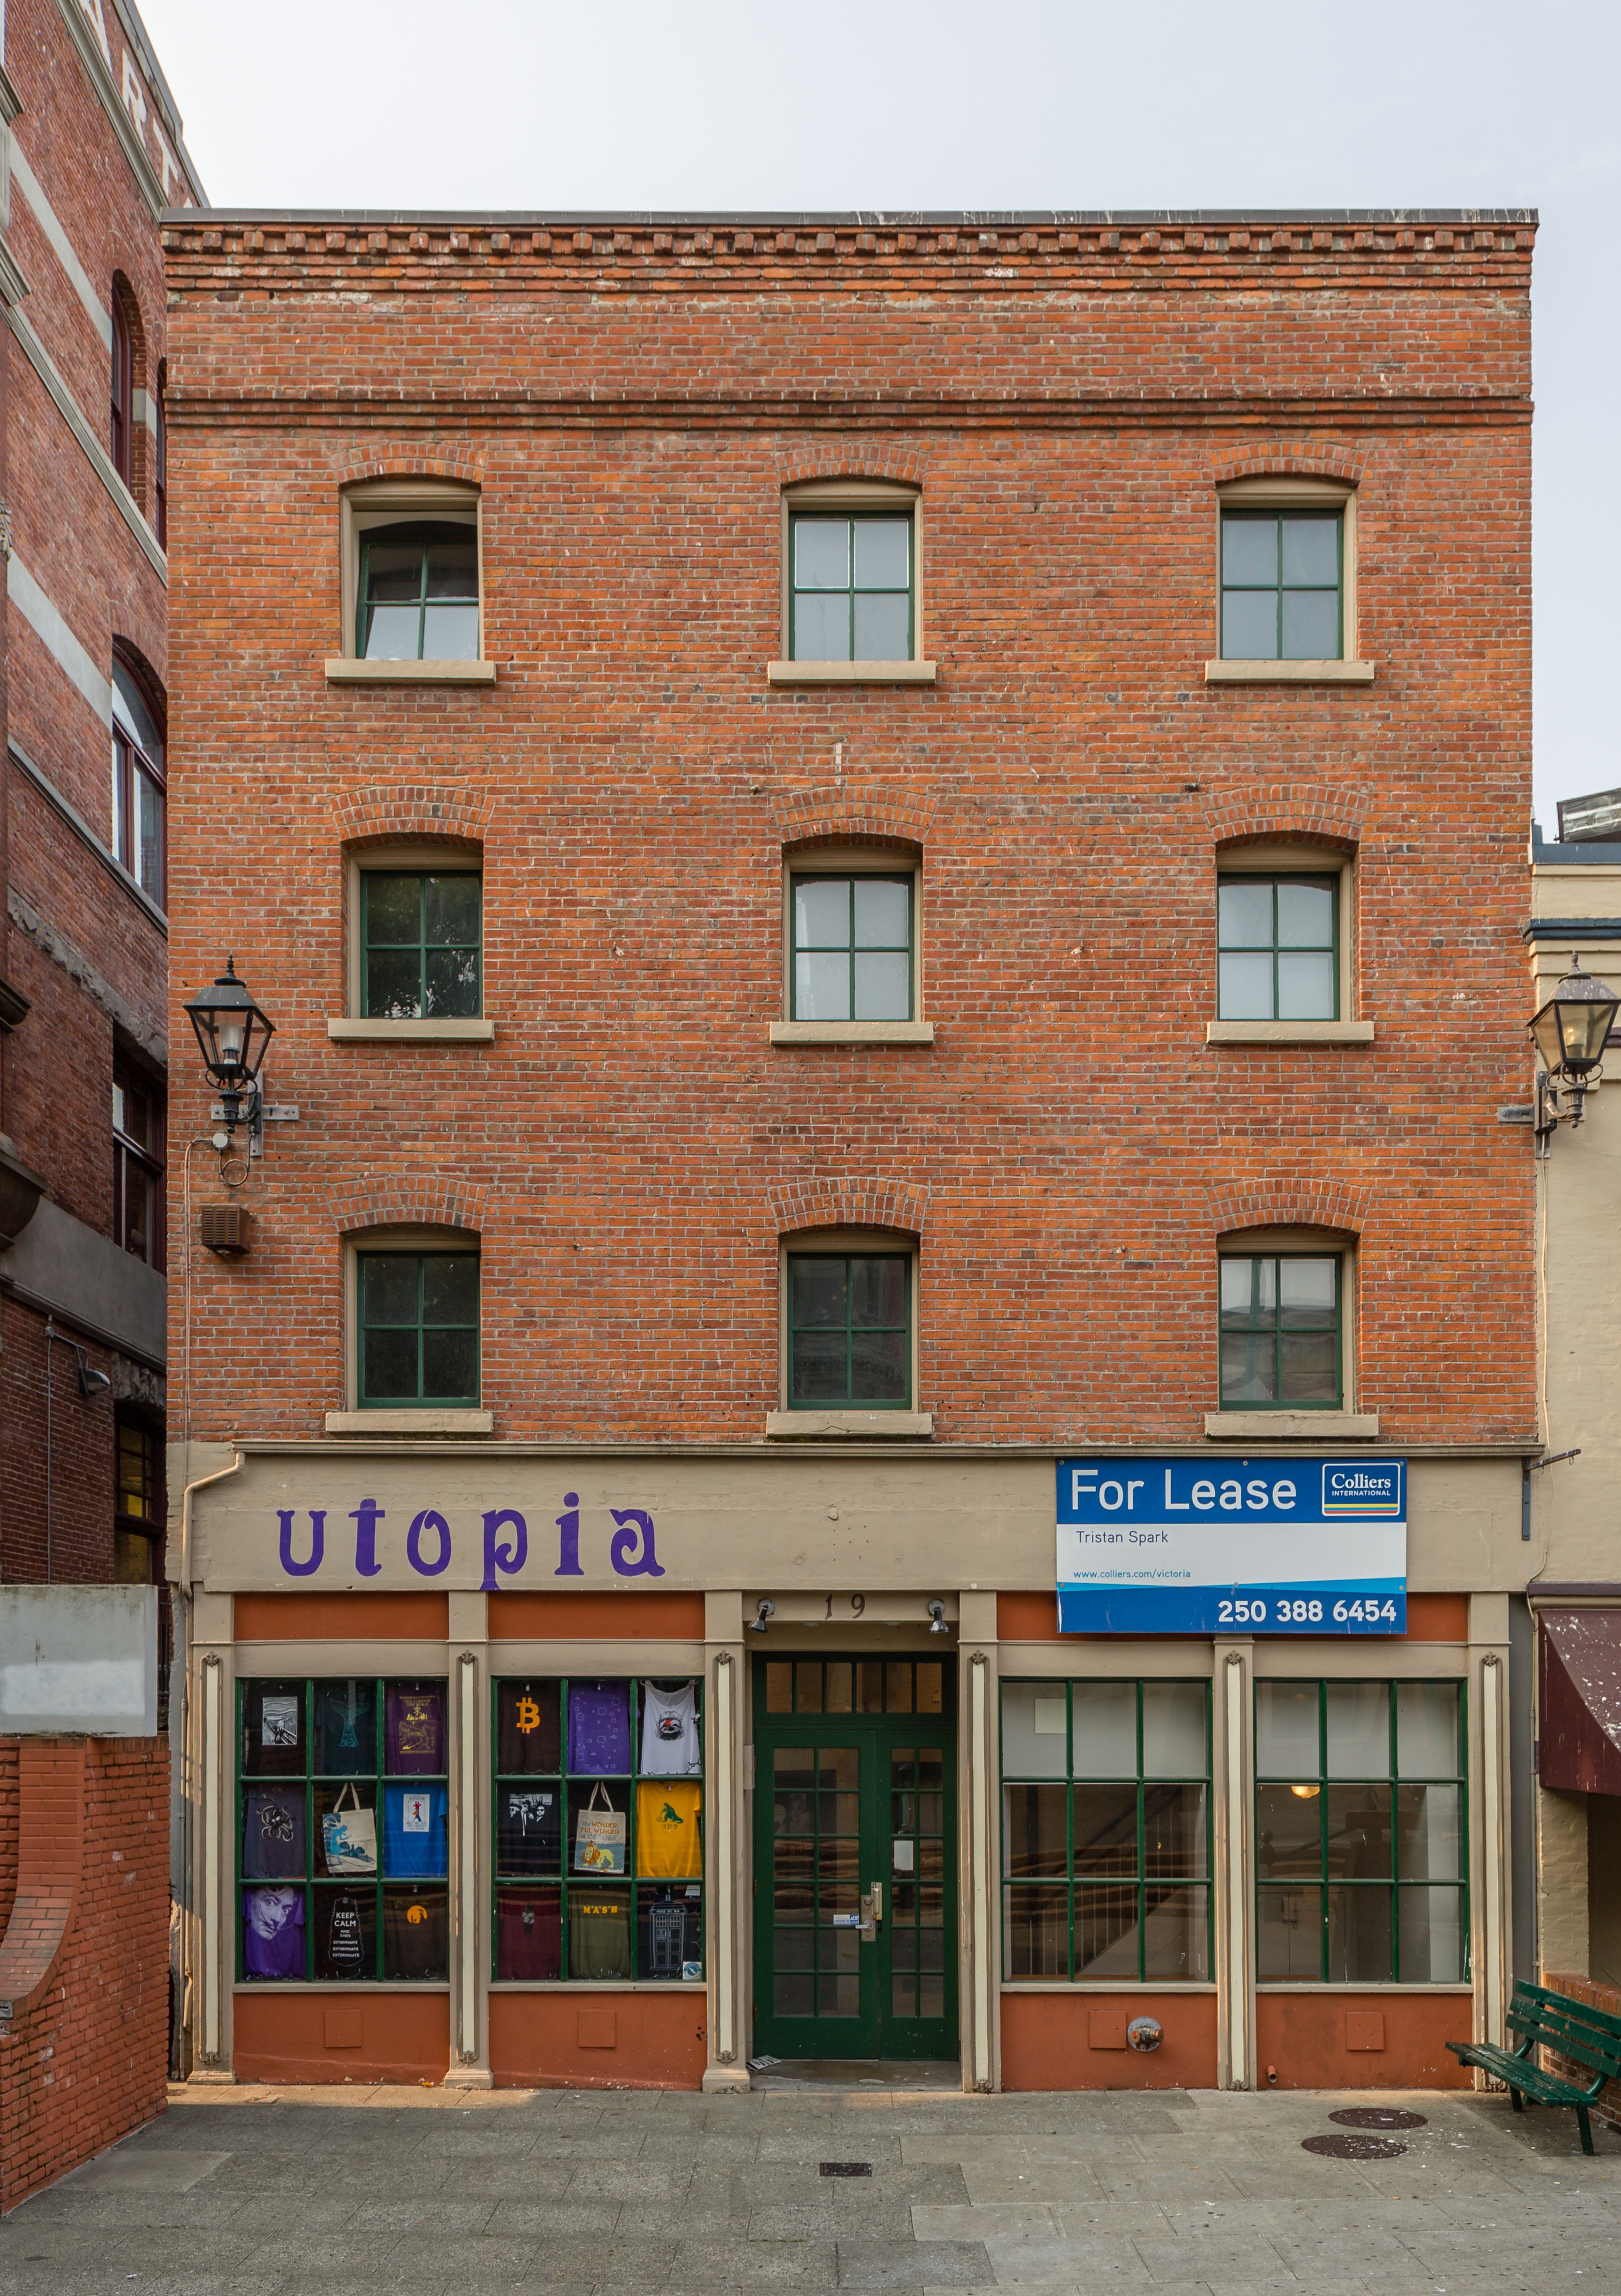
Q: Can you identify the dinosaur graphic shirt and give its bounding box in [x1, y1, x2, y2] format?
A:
[635, 1779, 702, 1877]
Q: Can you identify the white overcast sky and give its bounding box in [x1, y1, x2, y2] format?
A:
[138, 0, 1619, 831]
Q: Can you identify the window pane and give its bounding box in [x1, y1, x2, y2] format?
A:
[792, 1260, 847, 1327]
[1217, 880, 1274, 948]
[853, 593, 910, 661]
[1326, 1682, 1389, 1776]
[363, 1257, 419, 1324]
[1222, 518, 1277, 583]
[1256, 1683, 1319, 1777]
[1281, 517, 1339, 586]
[796, 880, 851, 949]
[1222, 590, 1278, 660]
[1219, 1258, 1257, 1317]
[1003, 1884, 1067, 1978]
[366, 947, 421, 1020]
[766, 1663, 792, 1714]
[425, 947, 481, 1018]
[794, 520, 849, 587]
[792, 592, 849, 661]
[366, 544, 423, 599]
[1145, 1884, 1209, 1979]
[364, 604, 422, 660]
[421, 1328, 477, 1399]
[1327, 1783, 1391, 1878]
[423, 604, 479, 659]
[1257, 1884, 1320, 1979]
[1218, 952, 1274, 1019]
[852, 518, 909, 587]
[850, 1258, 906, 1327]
[1279, 1259, 1336, 1317]
[854, 953, 910, 1020]
[1400, 1885, 1465, 1981]
[1221, 1332, 1277, 1405]
[849, 1329, 907, 1402]
[1002, 1684, 1067, 1777]
[1144, 1783, 1206, 1878]
[425, 876, 482, 944]
[1073, 1784, 1137, 1875]
[422, 1256, 478, 1324]
[1279, 1332, 1337, 1403]
[363, 1328, 418, 1398]
[1257, 1784, 1322, 1879]
[853, 879, 910, 947]
[367, 876, 421, 943]
[790, 1330, 847, 1402]
[1327, 1884, 1392, 1981]
[1142, 1684, 1206, 1778]
[1277, 953, 1336, 1020]
[1071, 1682, 1136, 1776]
[1074, 1886, 1139, 1977]
[1397, 1682, 1461, 1778]
[1003, 1785, 1066, 1877]
[795, 953, 851, 1020]
[137, 773, 163, 900]
[794, 1662, 821, 1714]
[424, 535, 478, 597]
[1396, 1784, 1462, 1880]
[1281, 589, 1340, 660]
[1276, 880, 1335, 947]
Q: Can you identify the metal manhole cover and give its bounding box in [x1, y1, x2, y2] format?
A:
[1302, 2132, 1408, 2160]
[820, 2162, 872, 2177]
[1330, 2107, 1428, 2131]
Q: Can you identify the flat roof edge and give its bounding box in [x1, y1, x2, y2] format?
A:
[161, 205, 1540, 231]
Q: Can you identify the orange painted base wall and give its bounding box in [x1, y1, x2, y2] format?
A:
[233, 1991, 450, 2085]
[1255, 1992, 1473, 2088]
[490, 1991, 708, 2089]
[1001, 1991, 1217, 2090]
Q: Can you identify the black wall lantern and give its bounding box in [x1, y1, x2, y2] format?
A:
[184, 958, 275, 1140]
[1530, 952, 1619, 1154]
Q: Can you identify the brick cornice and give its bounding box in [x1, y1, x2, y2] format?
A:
[332, 783, 493, 849]
[0, 1739, 85, 2017]
[1203, 784, 1365, 850]
[1205, 1181, 1373, 1238]
[330, 1176, 488, 1236]
[769, 1177, 931, 1238]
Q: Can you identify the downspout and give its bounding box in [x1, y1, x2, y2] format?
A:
[170, 1447, 241, 2079]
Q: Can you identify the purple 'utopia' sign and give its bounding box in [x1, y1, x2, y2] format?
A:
[275, 1494, 664, 1589]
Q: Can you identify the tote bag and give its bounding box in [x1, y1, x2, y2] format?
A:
[573, 1781, 627, 1875]
[321, 1782, 377, 1877]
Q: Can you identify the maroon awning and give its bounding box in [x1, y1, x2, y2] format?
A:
[1541, 1610, 1621, 1795]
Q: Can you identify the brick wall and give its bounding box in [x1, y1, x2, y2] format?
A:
[161, 217, 1537, 1450]
[1541, 1971, 1621, 2134]
[0, 1736, 169, 2212]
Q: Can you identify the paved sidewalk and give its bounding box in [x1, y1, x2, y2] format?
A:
[1, 2079, 1616, 2295]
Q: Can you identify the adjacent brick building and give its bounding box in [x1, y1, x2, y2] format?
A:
[163, 208, 1538, 2093]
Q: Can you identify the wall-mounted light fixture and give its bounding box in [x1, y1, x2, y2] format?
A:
[1531, 952, 1619, 1156]
[183, 958, 275, 1146]
[927, 1600, 951, 1635]
[748, 1598, 774, 1635]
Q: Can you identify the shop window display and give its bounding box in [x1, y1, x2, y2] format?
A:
[237, 1677, 449, 1983]
[492, 1677, 703, 1982]
[1000, 1679, 1212, 1981]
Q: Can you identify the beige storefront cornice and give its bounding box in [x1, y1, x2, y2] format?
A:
[223, 1437, 1544, 1461]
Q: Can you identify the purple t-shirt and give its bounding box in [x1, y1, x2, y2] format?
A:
[243, 1886, 305, 1978]
[385, 1685, 446, 1775]
[568, 1682, 630, 1774]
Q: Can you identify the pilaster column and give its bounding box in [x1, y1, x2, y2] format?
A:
[702, 1592, 750, 2092]
[1213, 1639, 1254, 2090]
[445, 1593, 492, 2087]
[960, 1593, 999, 2093]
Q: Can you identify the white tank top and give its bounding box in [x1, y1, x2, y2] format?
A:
[640, 1680, 700, 1775]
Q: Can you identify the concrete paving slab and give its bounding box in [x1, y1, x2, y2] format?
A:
[958, 2167, 1114, 2203]
[980, 2234, 1152, 2284]
[674, 2234, 839, 2284]
[835, 2240, 994, 2287]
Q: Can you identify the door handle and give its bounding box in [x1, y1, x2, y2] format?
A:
[858, 1882, 882, 1940]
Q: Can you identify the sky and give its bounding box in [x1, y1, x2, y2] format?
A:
[136, 0, 1619, 831]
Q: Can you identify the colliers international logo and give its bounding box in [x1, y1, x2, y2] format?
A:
[1321, 1462, 1404, 1517]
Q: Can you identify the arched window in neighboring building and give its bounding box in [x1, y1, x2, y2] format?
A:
[111, 648, 165, 904]
[155, 357, 168, 546]
[111, 288, 134, 486]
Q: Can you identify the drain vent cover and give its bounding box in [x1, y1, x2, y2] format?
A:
[1302, 2132, 1408, 2160]
[820, 2162, 873, 2177]
[1330, 2107, 1428, 2131]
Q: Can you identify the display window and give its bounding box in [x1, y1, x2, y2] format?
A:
[1255, 1678, 1468, 1983]
[492, 1676, 703, 1983]
[237, 1677, 449, 1983]
[1001, 1678, 1212, 1982]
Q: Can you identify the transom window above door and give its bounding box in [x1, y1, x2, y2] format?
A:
[790, 514, 914, 661]
[791, 875, 913, 1021]
[1217, 874, 1337, 1020]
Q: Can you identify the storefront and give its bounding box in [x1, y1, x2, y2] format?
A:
[176, 1440, 1521, 2092]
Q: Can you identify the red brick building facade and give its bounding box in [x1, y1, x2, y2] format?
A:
[164, 210, 1537, 2093]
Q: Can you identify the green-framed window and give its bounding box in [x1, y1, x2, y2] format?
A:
[491, 1676, 703, 1983]
[789, 513, 913, 662]
[358, 518, 479, 661]
[357, 1250, 479, 1408]
[1220, 511, 1342, 661]
[237, 1676, 449, 1983]
[1217, 875, 1338, 1021]
[1219, 1252, 1341, 1410]
[790, 875, 913, 1021]
[361, 871, 482, 1020]
[787, 1252, 911, 1409]
[1255, 1679, 1468, 1983]
[1001, 1679, 1211, 1982]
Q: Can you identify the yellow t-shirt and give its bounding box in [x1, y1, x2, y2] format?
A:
[636, 1779, 702, 1877]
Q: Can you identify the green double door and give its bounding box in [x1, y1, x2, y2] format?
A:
[752, 1653, 957, 2062]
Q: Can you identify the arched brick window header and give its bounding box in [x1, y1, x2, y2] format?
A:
[769, 1178, 931, 1238]
[332, 1179, 487, 1238]
[331, 451, 486, 490]
[769, 787, 938, 852]
[1209, 446, 1365, 488]
[1206, 1183, 1371, 1239]
[333, 784, 493, 849]
[778, 449, 929, 491]
[1203, 785, 1364, 850]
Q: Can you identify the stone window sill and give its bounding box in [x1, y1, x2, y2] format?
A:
[325, 1409, 493, 1436]
[325, 658, 497, 685]
[1204, 1409, 1380, 1440]
[327, 1018, 495, 1043]
[1203, 658, 1375, 686]
[769, 1020, 934, 1047]
[767, 660, 936, 686]
[234, 1980, 451, 1993]
[1206, 1020, 1374, 1046]
[766, 1409, 934, 1440]
[489, 1979, 707, 1991]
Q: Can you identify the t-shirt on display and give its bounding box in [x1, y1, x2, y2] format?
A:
[242, 1886, 304, 1978]
[636, 1780, 702, 1877]
[639, 1884, 703, 1978]
[316, 1890, 370, 1979]
[569, 1892, 632, 1980]
[496, 1887, 562, 1979]
[640, 1680, 701, 1775]
[498, 1786, 560, 1874]
[385, 1684, 446, 1775]
[383, 1890, 448, 1980]
[315, 1679, 377, 1775]
[497, 1679, 561, 1774]
[383, 1784, 449, 1878]
[241, 1786, 306, 1878]
[568, 1682, 630, 1775]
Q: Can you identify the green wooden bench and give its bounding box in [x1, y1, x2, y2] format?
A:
[1448, 1980, 1621, 2154]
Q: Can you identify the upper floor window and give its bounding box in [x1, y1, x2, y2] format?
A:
[114, 1414, 162, 1584]
[110, 288, 134, 486]
[1217, 874, 1338, 1020]
[361, 870, 482, 1019]
[155, 360, 168, 548]
[357, 519, 479, 661]
[786, 1247, 912, 1410]
[1219, 1250, 1342, 1411]
[357, 1248, 480, 1409]
[111, 654, 165, 904]
[1221, 510, 1342, 660]
[112, 1055, 165, 1270]
[791, 873, 912, 1021]
[790, 512, 914, 662]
